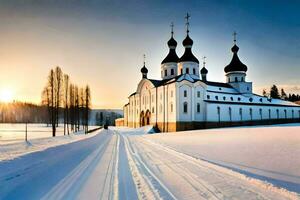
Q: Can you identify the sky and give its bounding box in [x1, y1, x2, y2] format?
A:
[0, 0, 299, 108]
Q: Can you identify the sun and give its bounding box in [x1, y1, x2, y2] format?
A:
[0, 88, 14, 103]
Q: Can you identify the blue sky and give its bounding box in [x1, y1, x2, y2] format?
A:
[0, 0, 299, 108]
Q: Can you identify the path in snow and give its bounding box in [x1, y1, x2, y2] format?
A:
[0, 128, 299, 200]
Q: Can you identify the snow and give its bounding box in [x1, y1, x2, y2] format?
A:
[143, 123, 300, 194]
[1, 125, 299, 199]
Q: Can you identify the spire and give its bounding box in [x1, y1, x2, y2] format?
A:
[161, 23, 179, 64]
[171, 22, 174, 37]
[179, 13, 199, 63]
[141, 54, 148, 78]
[224, 32, 247, 73]
[185, 13, 190, 35]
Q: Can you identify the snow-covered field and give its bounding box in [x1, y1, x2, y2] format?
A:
[0, 123, 98, 144]
[0, 125, 299, 199]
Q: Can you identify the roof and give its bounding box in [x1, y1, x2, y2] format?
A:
[224, 44, 247, 73]
[161, 49, 179, 64]
[178, 48, 199, 63]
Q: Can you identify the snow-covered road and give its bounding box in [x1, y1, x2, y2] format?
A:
[0, 128, 299, 200]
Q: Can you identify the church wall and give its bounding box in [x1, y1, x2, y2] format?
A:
[206, 102, 300, 122]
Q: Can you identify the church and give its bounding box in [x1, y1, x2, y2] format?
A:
[122, 14, 300, 132]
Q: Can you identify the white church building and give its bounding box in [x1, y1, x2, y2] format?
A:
[122, 17, 300, 132]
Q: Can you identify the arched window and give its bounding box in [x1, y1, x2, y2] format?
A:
[235, 77, 238, 82]
[284, 109, 287, 118]
[207, 95, 210, 99]
[276, 109, 279, 119]
[239, 108, 243, 120]
[230, 97, 234, 101]
[259, 108, 262, 120]
[197, 103, 200, 113]
[164, 69, 167, 76]
[223, 96, 226, 101]
[193, 68, 196, 75]
[215, 96, 219, 100]
[184, 90, 187, 97]
[152, 107, 155, 113]
[241, 77, 244, 82]
[170, 103, 173, 112]
[180, 68, 183, 74]
[171, 68, 174, 75]
[183, 102, 188, 113]
[197, 91, 200, 98]
[292, 110, 294, 118]
[186, 68, 189, 74]
[268, 109, 271, 119]
[229, 107, 232, 121]
[171, 90, 173, 97]
[217, 107, 221, 123]
[249, 108, 253, 120]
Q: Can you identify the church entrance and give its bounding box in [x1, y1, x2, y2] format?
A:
[145, 110, 151, 125]
[140, 111, 145, 126]
[140, 110, 151, 127]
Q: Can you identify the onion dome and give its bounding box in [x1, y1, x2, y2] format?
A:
[141, 54, 148, 78]
[178, 34, 199, 63]
[182, 34, 193, 47]
[161, 24, 179, 64]
[224, 33, 248, 73]
[161, 36, 179, 64]
[141, 65, 148, 74]
[200, 66, 208, 74]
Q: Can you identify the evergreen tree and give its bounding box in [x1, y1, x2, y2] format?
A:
[270, 85, 280, 99]
[280, 88, 287, 100]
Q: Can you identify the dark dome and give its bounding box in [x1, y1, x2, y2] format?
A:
[141, 65, 148, 73]
[200, 67, 208, 74]
[224, 44, 247, 73]
[167, 37, 177, 47]
[178, 48, 199, 63]
[182, 35, 193, 46]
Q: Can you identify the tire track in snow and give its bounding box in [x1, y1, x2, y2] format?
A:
[41, 133, 114, 200]
[133, 136, 298, 200]
[123, 134, 178, 200]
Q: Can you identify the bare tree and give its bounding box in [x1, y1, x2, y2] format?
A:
[84, 85, 91, 134]
[55, 66, 63, 127]
[64, 74, 70, 135]
[49, 69, 56, 137]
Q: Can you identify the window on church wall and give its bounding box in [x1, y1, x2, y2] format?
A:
[241, 77, 244, 82]
[276, 109, 279, 119]
[229, 107, 232, 121]
[186, 68, 189, 74]
[171, 69, 174, 75]
[183, 102, 188, 113]
[217, 107, 221, 122]
[181, 68, 183, 74]
[197, 103, 200, 113]
[259, 108, 262, 119]
[268, 109, 271, 119]
[193, 68, 196, 75]
[239, 108, 243, 120]
[171, 103, 173, 112]
[249, 108, 253, 120]
[184, 90, 187, 97]
[152, 107, 155, 113]
[164, 69, 167, 77]
[235, 77, 238, 82]
[292, 110, 294, 118]
[284, 109, 287, 118]
[197, 91, 200, 98]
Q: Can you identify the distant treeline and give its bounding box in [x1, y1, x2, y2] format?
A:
[263, 85, 300, 102]
[0, 101, 122, 126]
[0, 101, 47, 123]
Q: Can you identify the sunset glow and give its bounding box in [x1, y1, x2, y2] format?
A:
[0, 88, 14, 103]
